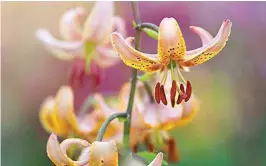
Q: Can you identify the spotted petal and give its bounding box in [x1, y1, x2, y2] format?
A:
[83, 1, 114, 44]
[89, 141, 118, 166]
[36, 29, 83, 60]
[110, 32, 161, 72]
[182, 19, 232, 67]
[158, 17, 186, 64]
[59, 7, 85, 41]
[47, 134, 90, 166]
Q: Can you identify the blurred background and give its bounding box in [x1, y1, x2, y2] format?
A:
[2, 1, 266, 166]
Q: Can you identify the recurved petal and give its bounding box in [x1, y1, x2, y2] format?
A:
[110, 32, 161, 72]
[94, 46, 120, 68]
[36, 29, 83, 60]
[148, 152, 164, 166]
[39, 97, 58, 134]
[158, 17, 186, 64]
[112, 16, 127, 37]
[189, 26, 213, 45]
[55, 86, 79, 132]
[182, 19, 232, 67]
[59, 7, 85, 41]
[47, 134, 90, 166]
[89, 141, 118, 166]
[83, 1, 114, 44]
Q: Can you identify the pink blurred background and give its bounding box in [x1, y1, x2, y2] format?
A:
[2, 1, 266, 166]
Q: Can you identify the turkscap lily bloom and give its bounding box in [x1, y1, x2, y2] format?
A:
[111, 17, 232, 106]
[96, 76, 198, 162]
[47, 133, 118, 166]
[39, 86, 121, 141]
[47, 134, 163, 166]
[120, 77, 199, 162]
[36, 1, 126, 85]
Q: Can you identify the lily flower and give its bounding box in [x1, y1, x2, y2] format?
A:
[47, 133, 118, 166]
[96, 78, 198, 162]
[39, 86, 121, 141]
[110, 18, 232, 106]
[36, 1, 126, 85]
[118, 77, 199, 162]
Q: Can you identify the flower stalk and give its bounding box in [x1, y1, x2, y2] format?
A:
[96, 112, 127, 141]
[122, 1, 141, 149]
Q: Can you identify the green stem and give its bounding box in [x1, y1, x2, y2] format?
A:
[136, 22, 159, 32]
[96, 113, 127, 141]
[123, 1, 141, 149]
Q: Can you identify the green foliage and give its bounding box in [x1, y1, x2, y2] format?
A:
[137, 151, 169, 166]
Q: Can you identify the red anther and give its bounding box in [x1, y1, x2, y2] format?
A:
[180, 84, 185, 93]
[160, 85, 167, 105]
[132, 144, 139, 153]
[155, 82, 161, 104]
[168, 138, 180, 163]
[170, 80, 177, 107]
[144, 136, 155, 152]
[185, 81, 192, 102]
[176, 94, 183, 105]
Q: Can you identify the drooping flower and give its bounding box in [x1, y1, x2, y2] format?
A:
[96, 77, 198, 162]
[110, 18, 232, 106]
[36, 1, 126, 86]
[119, 74, 198, 162]
[47, 133, 118, 166]
[39, 86, 121, 141]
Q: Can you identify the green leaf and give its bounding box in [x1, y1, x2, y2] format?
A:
[137, 151, 168, 166]
[142, 28, 158, 40]
[132, 21, 158, 40]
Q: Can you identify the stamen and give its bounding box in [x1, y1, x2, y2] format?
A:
[168, 138, 180, 163]
[177, 67, 186, 83]
[144, 136, 154, 152]
[155, 82, 161, 104]
[176, 84, 187, 105]
[170, 80, 177, 108]
[185, 81, 192, 102]
[132, 144, 139, 153]
[160, 85, 167, 105]
[161, 69, 168, 85]
[176, 94, 183, 105]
